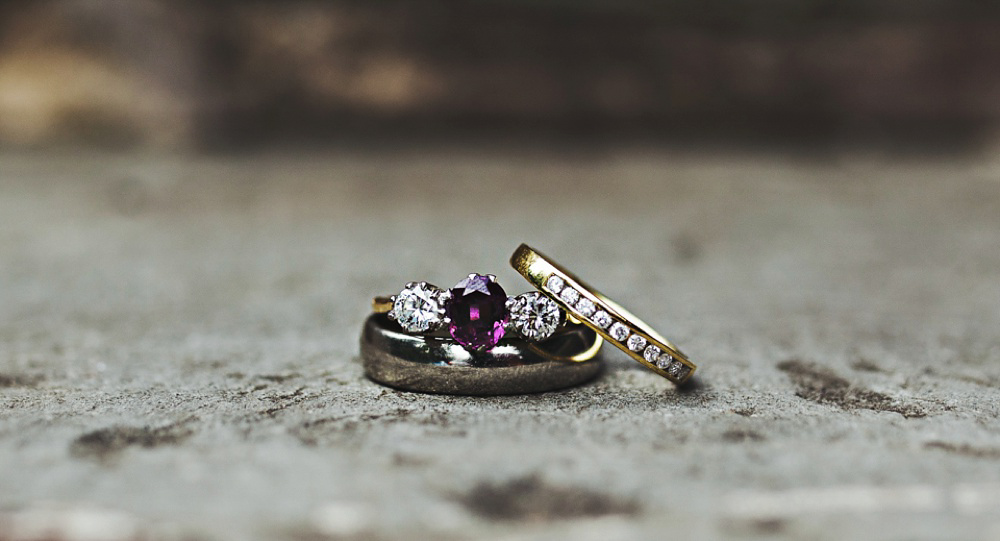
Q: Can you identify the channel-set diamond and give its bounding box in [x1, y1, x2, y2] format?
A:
[546, 274, 565, 294]
[591, 310, 612, 329]
[609, 322, 629, 342]
[390, 282, 446, 333]
[559, 287, 580, 305]
[643, 345, 661, 363]
[575, 297, 596, 317]
[666, 360, 690, 380]
[656, 353, 673, 370]
[626, 334, 647, 352]
[508, 291, 563, 341]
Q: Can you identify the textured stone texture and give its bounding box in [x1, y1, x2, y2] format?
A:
[1, 150, 999, 540]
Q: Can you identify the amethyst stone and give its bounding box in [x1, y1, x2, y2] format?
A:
[445, 274, 509, 350]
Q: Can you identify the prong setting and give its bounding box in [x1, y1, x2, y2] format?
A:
[391, 282, 447, 333]
[508, 291, 563, 341]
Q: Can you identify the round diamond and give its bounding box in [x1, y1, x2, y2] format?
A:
[643, 344, 661, 363]
[546, 274, 565, 294]
[591, 310, 612, 329]
[656, 353, 673, 369]
[667, 361, 690, 379]
[627, 334, 647, 352]
[575, 297, 596, 317]
[509, 292, 562, 341]
[446, 274, 509, 351]
[559, 287, 580, 305]
[609, 322, 629, 342]
[391, 282, 445, 332]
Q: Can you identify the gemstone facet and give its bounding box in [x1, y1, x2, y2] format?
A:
[391, 282, 446, 332]
[509, 292, 563, 341]
[666, 360, 690, 380]
[643, 345, 661, 363]
[546, 274, 566, 294]
[446, 274, 509, 350]
[591, 310, 612, 329]
[656, 353, 673, 370]
[609, 322, 630, 342]
[559, 287, 580, 305]
[627, 334, 647, 352]
[575, 298, 596, 317]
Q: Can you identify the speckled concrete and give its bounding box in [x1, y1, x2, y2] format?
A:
[1, 150, 999, 541]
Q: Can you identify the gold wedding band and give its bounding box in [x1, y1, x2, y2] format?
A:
[511, 244, 697, 384]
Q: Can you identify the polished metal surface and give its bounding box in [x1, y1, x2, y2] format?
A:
[361, 313, 603, 395]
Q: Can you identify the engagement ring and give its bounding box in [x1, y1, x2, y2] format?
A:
[373, 273, 569, 352]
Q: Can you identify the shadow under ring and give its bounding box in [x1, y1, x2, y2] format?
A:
[361, 313, 604, 395]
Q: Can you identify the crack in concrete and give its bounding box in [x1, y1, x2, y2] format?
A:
[69, 418, 197, 462]
[777, 360, 927, 418]
[457, 475, 636, 521]
[924, 441, 1000, 460]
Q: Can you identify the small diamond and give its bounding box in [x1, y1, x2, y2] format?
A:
[609, 322, 629, 342]
[643, 345, 661, 363]
[667, 361, 690, 380]
[627, 334, 647, 352]
[656, 353, 673, 369]
[559, 287, 580, 305]
[575, 297, 596, 317]
[391, 282, 445, 333]
[591, 310, 612, 329]
[509, 292, 562, 341]
[546, 275, 565, 294]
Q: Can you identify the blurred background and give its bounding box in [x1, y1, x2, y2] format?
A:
[1, 0, 999, 153]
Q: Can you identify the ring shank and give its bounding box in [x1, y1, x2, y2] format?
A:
[372, 296, 393, 313]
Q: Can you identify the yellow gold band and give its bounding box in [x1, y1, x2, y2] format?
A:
[372, 296, 393, 313]
[510, 244, 697, 384]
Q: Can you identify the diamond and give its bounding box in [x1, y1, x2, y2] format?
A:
[391, 282, 445, 333]
[446, 274, 509, 351]
[667, 361, 690, 380]
[643, 345, 661, 363]
[627, 334, 647, 352]
[509, 292, 562, 341]
[546, 274, 565, 294]
[591, 310, 612, 329]
[575, 297, 596, 317]
[609, 322, 629, 342]
[656, 353, 673, 369]
[559, 287, 580, 305]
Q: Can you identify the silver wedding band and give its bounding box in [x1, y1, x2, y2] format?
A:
[360, 313, 603, 395]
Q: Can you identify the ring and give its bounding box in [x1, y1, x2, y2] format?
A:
[372, 273, 570, 352]
[510, 244, 697, 384]
[360, 313, 604, 395]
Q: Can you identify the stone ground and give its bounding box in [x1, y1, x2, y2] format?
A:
[0, 149, 999, 541]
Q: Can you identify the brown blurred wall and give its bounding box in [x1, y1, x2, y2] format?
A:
[1, 0, 998, 150]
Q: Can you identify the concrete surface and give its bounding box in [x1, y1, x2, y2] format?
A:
[1, 149, 999, 541]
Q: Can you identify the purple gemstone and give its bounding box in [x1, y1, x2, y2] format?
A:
[445, 274, 509, 351]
